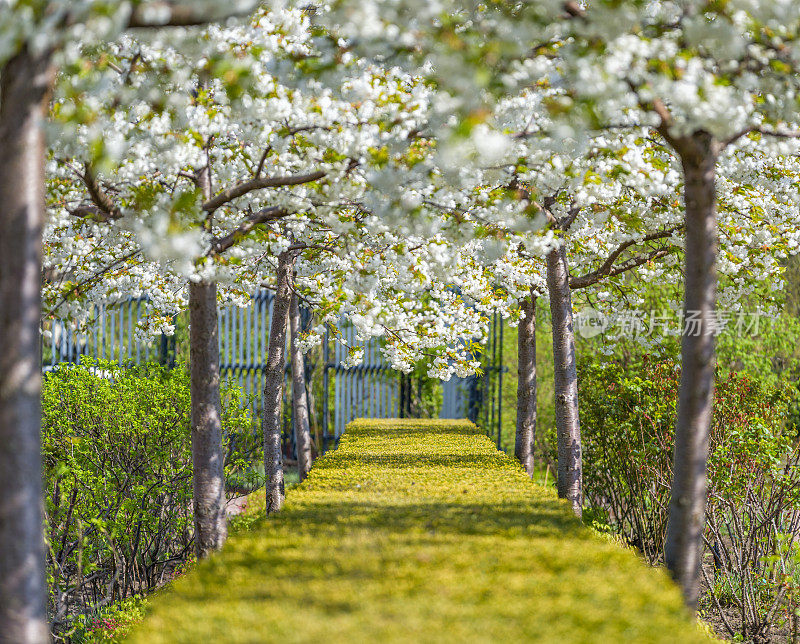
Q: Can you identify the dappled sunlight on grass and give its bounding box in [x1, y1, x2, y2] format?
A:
[130, 418, 711, 643]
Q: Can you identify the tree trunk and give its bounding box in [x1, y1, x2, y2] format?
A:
[289, 292, 313, 482]
[546, 244, 582, 517]
[189, 280, 227, 557]
[263, 251, 295, 514]
[515, 291, 537, 477]
[0, 51, 53, 644]
[664, 136, 718, 609]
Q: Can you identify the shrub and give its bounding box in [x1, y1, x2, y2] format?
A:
[70, 596, 149, 643]
[579, 357, 800, 641]
[42, 360, 253, 639]
[130, 418, 709, 643]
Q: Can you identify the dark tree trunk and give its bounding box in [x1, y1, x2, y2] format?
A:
[289, 292, 312, 482]
[263, 251, 295, 514]
[664, 135, 719, 609]
[515, 291, 537, 477]
[189, 280, 227, 557]
[0, 51, 53, 644]
[546, 244, 582, 517]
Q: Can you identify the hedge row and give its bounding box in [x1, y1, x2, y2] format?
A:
[129, 419, 710, 643]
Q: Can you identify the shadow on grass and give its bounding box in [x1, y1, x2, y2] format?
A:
[237, 495, 584, 543]
[323, 453, 508, 469]
[348, 426, 482, 438]
[180, 497, 590, 606]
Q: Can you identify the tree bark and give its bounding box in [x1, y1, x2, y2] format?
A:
[263, 251, 295, 514]
[664, 134, 719, 609]
[189, 280, 227, 557]
[515, 291, 537, 477]
[289, 292, 313, 482]
[546, 244, 582, 517]
[0, 51, 53, 644]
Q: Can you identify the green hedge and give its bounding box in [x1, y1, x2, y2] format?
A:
[129, 418, 711, 643]
[41, 360, 254, 638]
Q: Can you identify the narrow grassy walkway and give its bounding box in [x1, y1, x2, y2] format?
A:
[130, 419, 711, 643]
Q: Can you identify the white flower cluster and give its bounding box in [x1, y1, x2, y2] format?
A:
[27, 0, 800, 376]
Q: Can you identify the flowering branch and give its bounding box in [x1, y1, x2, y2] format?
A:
[69, 163, 122, 222]
[202, 170, 326, 214]
[570, 225, 683, 289]
[209, 206, 290, 256]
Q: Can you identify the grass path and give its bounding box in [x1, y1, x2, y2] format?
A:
[129, 419, 712, 643]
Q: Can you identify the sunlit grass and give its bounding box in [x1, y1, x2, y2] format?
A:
[130, 418, 712, 643]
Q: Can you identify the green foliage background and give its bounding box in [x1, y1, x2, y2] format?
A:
[42, 361, 254, 640]
[488, 256, 800, 464]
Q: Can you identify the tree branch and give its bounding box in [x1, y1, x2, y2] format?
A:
[254, 145, 271, 178]
[561, 202, 581, 231]
[127, 2, 258, 28]
[45, 250, 142, 317]
[563, 1, 586, 18]
[69, 163, 122, 222]
[202, 170, 326, 214]
[288, 242, 337, 253]
[68, 205, 115, 222]
[209, 206, 290, 255]
[652, 98, 673, 129]
[570, 226, 682, 289]
[722, 124, 800, 148]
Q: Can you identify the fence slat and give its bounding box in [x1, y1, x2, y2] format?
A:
[42, 291, 462, 454]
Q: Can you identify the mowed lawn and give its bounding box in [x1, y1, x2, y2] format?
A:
[129, 418, 712, 644]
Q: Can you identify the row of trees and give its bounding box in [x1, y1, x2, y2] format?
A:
[2, 1, 800, 640]
[321, 0, 800, 606]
